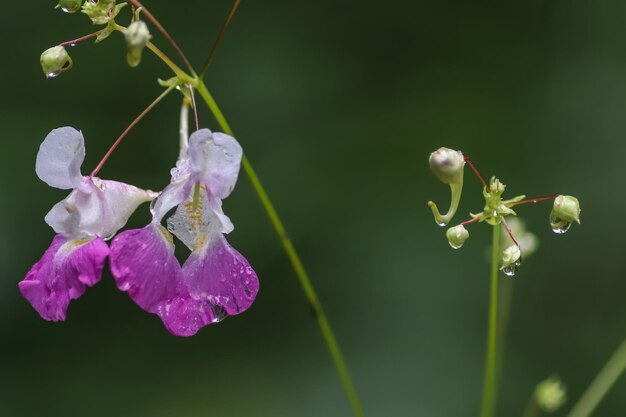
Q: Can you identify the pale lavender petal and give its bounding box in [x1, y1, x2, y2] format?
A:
[18, 234, 108, 321]
[35, 127, 85, 190]
[45, 177, 157, 239]
[109, 224, 215, 337]
[188, 129, 242, 199]
[150, 179, 192, 224]
[183, 234, 259, 316]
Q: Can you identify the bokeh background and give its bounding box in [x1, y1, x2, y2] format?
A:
[1, 1, 625, 416]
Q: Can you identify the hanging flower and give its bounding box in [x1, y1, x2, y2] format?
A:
[109, 128, 259, 337]
[19, 127, 157, 321]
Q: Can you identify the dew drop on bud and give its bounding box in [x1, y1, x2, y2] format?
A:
[550, 216, 571, 234]
[46, 70, 61, 78]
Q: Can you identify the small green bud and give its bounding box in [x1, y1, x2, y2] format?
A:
[501, 218, 538, 258]
[40, 46, 73, 78]
[535, 376, 567, 412]
[429, 147, 465, 185]
[446, 225, 469, 249]
[552, 195, 580, 224]
[82, 0, 126, 25]
[501, 244, 521, 276]
[125, 20, 151, 67]
[56, 0, 83, 13]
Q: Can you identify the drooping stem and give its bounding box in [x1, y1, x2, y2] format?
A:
[480, 223, 501, 417]
[508, 195, 559, 207]
[195, 81, 366, 417]
[125, 0, 196, 75]
[60, 30, 100, 47]
[91, 83, 178, 176]
[463, 153, 489, 190]
[200, 0, 241, 78]
[566, 339, 626, 417]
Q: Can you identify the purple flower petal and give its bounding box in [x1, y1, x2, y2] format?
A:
[109, 224, 216, 337]
[183, 234, 259, 316]
[109, 224, 180, 312]
[19, 234, 108, 321]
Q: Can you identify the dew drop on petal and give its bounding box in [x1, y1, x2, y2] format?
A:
[550, 216, 571, 234]
[503, 256, 522, 277]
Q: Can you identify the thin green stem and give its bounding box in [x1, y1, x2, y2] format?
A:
[195, 80, 366, 417]
[566, 339, 626, 417]
[481, 223, 501, 417]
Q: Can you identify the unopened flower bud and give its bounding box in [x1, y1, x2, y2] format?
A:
[40, 46, 73, 78]
[552, 195, 580, 224]
[125, 20, 151, 67]
[501, 244, 521, 276]
[55, 0, 83, 13]
[429, 147, 465, 185]
[446, 225, 469, 249]
[535, 376, 567, 412]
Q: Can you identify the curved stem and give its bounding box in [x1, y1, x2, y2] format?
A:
[125, 0, 196, 75]
[60, 30, 100, 47]
[480, 223, 501, 417]
[195, 80, 366, 417]
[508, 195, 559, 207]
[91, 83, 178, 176]
[566, 339, 626, 417]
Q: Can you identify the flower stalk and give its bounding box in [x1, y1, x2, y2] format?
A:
[480, 222, 501, 417]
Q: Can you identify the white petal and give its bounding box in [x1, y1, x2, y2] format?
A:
[45, 177, 157, 239]
[150, 179, 192, 224]
[36, 127, 85, 189]
[188, 129, 242, 199]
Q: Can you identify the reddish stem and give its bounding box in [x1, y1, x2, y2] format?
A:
[126, 0, 195, 75]
[200, 0, 241, 78]
[90, 85, 176, 177]
[60, 31, 100, 47]
[461, 216, 481, 226]
[501, 218, 519, 247]
[508, 194, 559, 207]
[463, 153, 489, 190]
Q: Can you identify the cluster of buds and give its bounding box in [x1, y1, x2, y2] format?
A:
[40, 0, 151, 78]
[427, 147, 581, 276]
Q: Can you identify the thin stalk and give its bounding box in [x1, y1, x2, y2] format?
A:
[195, 80, 366, 417]
[91, 83, 178, 176]
[60, 30, 100, 47]
[480, 223, 501, 417]
[566, 339, 626, 417]
[199, 0, 241, 78]
[125, 0, 196, 75]
[508, 195, 559, 207]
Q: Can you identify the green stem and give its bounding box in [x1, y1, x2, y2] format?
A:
[481, 223, 501, 417]
[566, 339, 626, 417]
[195, 81, 365, 417]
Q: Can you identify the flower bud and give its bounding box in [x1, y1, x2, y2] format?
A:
[55, 0, 83, 13]
[535, 376, 566, 412]
[125, 21, 152, 67]
[501, 244, 521, 276]
[429, 147, 465, 185]
[40, 46, 73, 78]
[552, 195, 580, 224]
[446, 225, 469, 249]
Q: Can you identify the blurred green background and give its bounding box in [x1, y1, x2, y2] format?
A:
[1, 1, 625, 416]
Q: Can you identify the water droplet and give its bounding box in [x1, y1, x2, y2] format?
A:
[502, 257, 522, 277]
[550, 216, 571, 234]
[69, 42, 77, 47]
[437, 220, 448, 227]
[46, 71, 61, 78]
